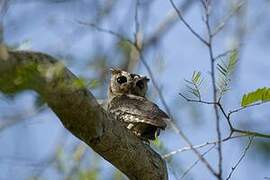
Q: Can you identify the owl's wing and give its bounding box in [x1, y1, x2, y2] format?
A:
[108, 95, 168, 129]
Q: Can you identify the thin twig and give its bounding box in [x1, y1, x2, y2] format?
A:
[179, 92, 216, 105]
[201, 0, 223, 178]
[169, 0, 209, 46]
[233, 129, 270, 139]
[217, 102, 270, 139]
[178, 93, 235, 132]
[144, 0, 195, 49]
[134, 0, 140, 46]
[226, 136, 254, 180]
[77, 20, 134, 45]
[228, 101, 269, 118]
[162, 134, 246, 159]
[180, 144, 216, 179]
[217, 102, 233, 131]
[212, 1, 246, 37]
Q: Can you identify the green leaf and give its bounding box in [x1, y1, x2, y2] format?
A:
[184, 71, 203, 100]
[216, 49, 238, 98]
[241, 87, 270, 107]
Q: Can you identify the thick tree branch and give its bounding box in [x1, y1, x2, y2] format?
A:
[0, 49, 168, 180]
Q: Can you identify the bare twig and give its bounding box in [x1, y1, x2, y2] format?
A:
[162, 134, 246, 159]
[232, 129, 270, 139]
[226, 136, 254, 180]
[217, 102, 233, 131]
[228, 101, 269, 118]
[169, 0, 209, 46]
[134, 0, 140, 47]
[77, 20, 134, 45]
[144, 0, 195, 48]
[0, 0, 11, 42]
[218, 102, 270, 139]
[212, 1, 246, 37]
[201, 0, 223, 177]
[179, 92, 216, 105]
[180, 144, 216, 179]
[178, 93, 234, 132]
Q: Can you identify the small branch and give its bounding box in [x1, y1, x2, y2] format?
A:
[226, 136, 254, 180]
[144, 0, 195, 49]
[169, 0, 209, 46]
[202, 0, 223, 178]
[77, 20, 134, 45]
[179, 92, 216, 105]
[212, 1, 246, 37]
[217, 102, 233, 130]
[216, 102, 270, 139]
[0, 0, 11, 43]
[134, 0, 140, 47]
[180, 144, 216, 179]
[228, 101, 269, 118]
[233, 129, 270, 139]
[162, 134, 246, 159]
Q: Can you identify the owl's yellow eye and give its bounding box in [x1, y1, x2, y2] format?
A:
[117, 76, 127, 84]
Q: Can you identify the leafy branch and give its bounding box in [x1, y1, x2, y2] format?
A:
[216, 50, 238, 99]
[241, 87, 270, 107]
[184, 71, 203, 100]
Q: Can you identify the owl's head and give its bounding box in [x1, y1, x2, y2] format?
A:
[109, 68, 150, 98]
[131, 76, 150, 97]
[109, 68, 135, 97]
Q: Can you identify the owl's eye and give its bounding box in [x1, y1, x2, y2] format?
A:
[136, 80, 144, 89]
[117, 76, 127, 84]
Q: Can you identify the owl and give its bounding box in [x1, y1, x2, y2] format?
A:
[130, 75, 149, 97]
[108, 68, 149, 99]
[107, 68, 167, 141]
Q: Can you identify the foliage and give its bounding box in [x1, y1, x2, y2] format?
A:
[184, 71, 203, 100]
[73, 78, 99, 89]
[216, 50, 238, 98]
[77, 169, 98, 180]
[241, 87, 270, 107]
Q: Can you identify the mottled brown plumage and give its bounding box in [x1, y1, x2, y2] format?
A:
[107, 68, 167, 141]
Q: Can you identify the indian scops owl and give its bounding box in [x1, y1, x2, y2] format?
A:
[107, 68, 167, 141]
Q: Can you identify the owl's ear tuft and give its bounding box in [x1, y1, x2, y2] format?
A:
[109, 67, 122, 75]
[142, 76, 150, 82]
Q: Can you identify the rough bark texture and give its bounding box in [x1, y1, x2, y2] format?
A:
[0, 49, 168, 180]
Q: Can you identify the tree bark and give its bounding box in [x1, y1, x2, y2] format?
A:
[0, 48, 168, 180]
